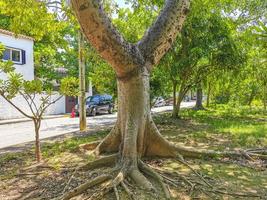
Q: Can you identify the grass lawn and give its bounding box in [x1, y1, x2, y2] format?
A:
[0, 105, 266, 199]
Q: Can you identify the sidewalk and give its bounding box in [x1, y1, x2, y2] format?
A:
[0, 114, 67, 125]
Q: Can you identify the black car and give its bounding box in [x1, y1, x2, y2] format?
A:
[75, 94, 114, 116]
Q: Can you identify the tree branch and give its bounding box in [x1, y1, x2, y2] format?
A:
[0, 94, 34, 119]
[138, 0, 190, 68]
[37, 94, 52, 116]
[39, 95, 63, 117]
[19, 92, 37, 118]
[71, 0, 142, 77]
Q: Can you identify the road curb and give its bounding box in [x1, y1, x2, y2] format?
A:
[0, 115, 68, 125]
[0, 126, 113, 155]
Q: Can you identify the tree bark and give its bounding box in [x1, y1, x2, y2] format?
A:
[247, 89, 256, 107]
[194, 82, 204, 110]
[172, 80, 178, 117]
[64, 2, 267, 198]
[173, 83, 187, 118]
[71, 0, 142, 77]
[78, 30, 87, 131]
[70, 0, 191, 196]
[94, 66, 190, 160]
[206, 81, 211, 107]
[138, 0, 190, 67]
[33, 119, 42, 162]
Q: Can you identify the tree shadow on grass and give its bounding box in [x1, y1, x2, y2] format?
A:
[154, 108, 267, 149]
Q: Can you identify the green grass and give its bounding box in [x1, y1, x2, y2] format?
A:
[182, 105, 267, 147]
[42, 130, 108, 158]
[153, 104, 267, 148]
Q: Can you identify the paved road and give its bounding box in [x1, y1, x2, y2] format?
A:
[0, 102, 195, 149]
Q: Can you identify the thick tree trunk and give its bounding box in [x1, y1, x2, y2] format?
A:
[194, 82, 204, 110]
[117, 67, 150, 161]
[63, 1, 267, 198]
[88, 66, 184, 192]
[33, 119, 41, 162]
[96, 67, 154, 156]
[95, 66, 181, 158]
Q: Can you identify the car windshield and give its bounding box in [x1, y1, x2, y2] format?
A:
[87, 96, 99, 103]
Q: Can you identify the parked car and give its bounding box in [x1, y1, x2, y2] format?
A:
[165, 98, 173, 106]
[75, 94, 114, 116]
[153, 97, 166, 107]
[184, 95, 190, 102]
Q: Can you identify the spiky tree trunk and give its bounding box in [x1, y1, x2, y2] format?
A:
[72, 0, 190, 152]
[63, 0, 266, 199]
[67, 0, 189, 196]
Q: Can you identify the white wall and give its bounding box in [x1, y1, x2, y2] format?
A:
[88, 80, 93, 96]
[0, 32, 67, 120]
[45, 94, 66, 115]
[0, 93, 66, 120]
[0, 33, 34, 81]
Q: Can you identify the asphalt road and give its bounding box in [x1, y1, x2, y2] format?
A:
[0, 102, 195, 149]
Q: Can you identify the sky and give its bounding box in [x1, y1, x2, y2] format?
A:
[116, 0, 128, 8]
[117, 0, 125, 6]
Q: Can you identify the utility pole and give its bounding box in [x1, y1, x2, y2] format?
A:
[78, 30, 87, 131]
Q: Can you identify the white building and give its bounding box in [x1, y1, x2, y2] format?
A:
[0, 29, 34, 81]
[0, 29, 65, 119]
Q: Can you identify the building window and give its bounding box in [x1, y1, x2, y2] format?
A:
[2, 47, 25, 65]
[3, 49, 11, 60]
[12, 49, 21, 62]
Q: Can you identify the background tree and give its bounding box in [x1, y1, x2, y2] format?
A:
[162, 0, 243, 118]
[204, 0, 267, 110]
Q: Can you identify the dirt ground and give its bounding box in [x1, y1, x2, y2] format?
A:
[0, 111, 266, 200]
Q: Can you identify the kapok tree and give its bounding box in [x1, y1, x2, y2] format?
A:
[61, 0, 266, 199]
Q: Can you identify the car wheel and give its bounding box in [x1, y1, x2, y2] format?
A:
[91, 108, 97, 116]
[108, 106, 113, 114]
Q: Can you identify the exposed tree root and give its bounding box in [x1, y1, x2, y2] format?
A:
[60, 154, 118, 195]
[113, 185, 120, 200]
[59, 118, 266, 199]
[152, 164, 262, 199]
[139, 160, 171, 199]
[80, 154, 118, 171]
[61, 174, 112, 200]
[121, 181, 135, 200]
[176, 157, 213, 188]
[88, 170, 125, 200]
[59, 153, 265, 199]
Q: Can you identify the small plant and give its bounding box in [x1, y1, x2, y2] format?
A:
[0, 46, 79, 162]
